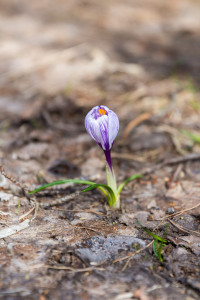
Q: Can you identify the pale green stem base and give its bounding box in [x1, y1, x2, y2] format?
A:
[106, 164, 120, 208]
[112, 195, 120, 209]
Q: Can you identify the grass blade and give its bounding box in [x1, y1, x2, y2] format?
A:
[29, 179, 114, 205]
[153, 240, 163, 262]
[29, 179, 96, 194]
[117, 173, 142, 195]
[157, 223, 169, 261]
[137, 220, 169, 262]
[81, 183, 116, 206]
[181, 129, 200, 144]
[137, 220, 167, 243]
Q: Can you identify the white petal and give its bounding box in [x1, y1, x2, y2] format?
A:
[108, 111, 119, 148]
[85, 106, 119, 150]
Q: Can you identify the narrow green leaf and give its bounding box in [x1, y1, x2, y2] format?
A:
[181, 129, 200, 144]
[117, 173, 142, 195]
[137, 220, 167, 243]
[153, 240, 159, 260]
[29, 179, 96, 194]
[157, 246, 164, 262]
[81, 183, 116, 206]
[16, 200, 21, 214]
[146, 222, 169, 262]
[157, 223, 169, 260]
[29, 179, 118, 206]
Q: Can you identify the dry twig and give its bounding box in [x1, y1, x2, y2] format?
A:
[39, 191, 81, 208]
[45, 265, 105, 273]
[113, 241, 154, 271]
[122, 113, 151, 139]
[141, 153, 200, 176]
[74, 225, 103, 235]
[167, 219, 200, 237]
[19, 206, 35, 222]
[0, 165, 39, 222]
[156, 202, 200, 221]
[0, 165, 29, 193]
[0, 219, 30, 239]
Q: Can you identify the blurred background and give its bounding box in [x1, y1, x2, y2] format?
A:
[0, 0, 199, 97]
[0, 0, 199, 179]
[0, 0, 199, 167]
[0, 0, 200, 173]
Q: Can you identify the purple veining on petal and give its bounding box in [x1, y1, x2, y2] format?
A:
[91, 107, 100, 120]
[85, 105, 119, 151]
[99, 117, 109, 150]
[91, 105, 108, 120]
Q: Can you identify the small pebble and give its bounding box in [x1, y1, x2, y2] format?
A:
[167, 207, 175, 214]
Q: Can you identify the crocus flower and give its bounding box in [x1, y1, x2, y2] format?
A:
[85, 105, 119, 170]
[29, 105, 141, 210]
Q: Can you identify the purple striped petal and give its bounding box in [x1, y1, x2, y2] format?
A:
[85, 105, 119, 151]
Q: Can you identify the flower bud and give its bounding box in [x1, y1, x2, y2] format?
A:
[85, 105, 119, 151]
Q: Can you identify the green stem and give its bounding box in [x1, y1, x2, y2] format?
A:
[106, 164, 119, 207]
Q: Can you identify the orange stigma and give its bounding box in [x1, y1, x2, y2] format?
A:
[99, 108, 107, 116]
